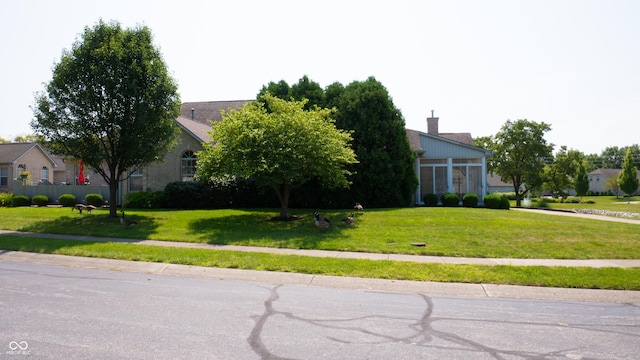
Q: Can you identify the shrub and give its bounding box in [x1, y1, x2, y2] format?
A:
[59, 194, 77, 207]
[483, 194, 510, 209]
[85, 193, 104, 207]
[125, 189, 165, 209]
[32, 195, 49, 206]
[0, 192, 13, 207]
[164, 181, 204, 209]
[12, 195, 30, 207]
[462, 193, 479, 207]
[441, 193, 460, 207]
[423, 193, 439, 206]
[493, 192, 516, 200]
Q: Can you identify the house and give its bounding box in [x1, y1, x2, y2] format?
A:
[589, 168, 640, 195]
[0, 142, 59, 193]
[486, 173, 515, 194]
[118, 100, 251, 201]
[406, 114, 491, 205]
[3, 102, 492, 207]
[129, 105, 493, 206]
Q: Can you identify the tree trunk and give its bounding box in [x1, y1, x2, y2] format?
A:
[279, 183, 291, 219]
[513, 178, 522, 207]
[271, 182, 291, 219]
[109, 181, 119, 217]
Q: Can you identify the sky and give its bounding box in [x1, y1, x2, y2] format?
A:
[1, 0, 638, 155]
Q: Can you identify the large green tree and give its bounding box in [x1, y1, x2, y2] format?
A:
[333, 77, 418, 207]
[32, 20, 181, 217]
[618, 148, 639, 203]
[196, 94, 357, 219]
[257, 76, 418, 208]
[488, 119, 553, 207]
[574, 162, 590, 199]
[543, 146, 584, 197]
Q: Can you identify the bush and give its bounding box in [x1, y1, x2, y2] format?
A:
[441, 193, 460, 207]
[59, 194, 77, 207]
[0, 192, 13, 207]
[423, 193, 439, 206]
[164, 181, 205, 209]
[85, 194, 104, 207]
[462, 193, 479, 207]
[483, 194, 510, 209]
[493, 192, 517, 200]
[32, 195, 49, 206]
[12, 195, 30, 207]
[125, 189, 165, 209]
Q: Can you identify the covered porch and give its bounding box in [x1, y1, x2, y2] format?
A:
[407, 121, 491, 205]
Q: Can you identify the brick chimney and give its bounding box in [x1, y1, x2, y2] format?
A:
[427, 110, 438, 135]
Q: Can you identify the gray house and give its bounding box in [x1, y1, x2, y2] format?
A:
[589, 168, 640, 195]
[407, 115, 491, 204]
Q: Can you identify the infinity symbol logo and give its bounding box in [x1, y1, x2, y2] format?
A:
[9, 341, 28, 351]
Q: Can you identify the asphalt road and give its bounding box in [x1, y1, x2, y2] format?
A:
[2, 260, 640, 359]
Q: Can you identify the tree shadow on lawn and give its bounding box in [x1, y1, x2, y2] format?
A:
[17, 212, 159, 241]
[186, 210, 354, 249]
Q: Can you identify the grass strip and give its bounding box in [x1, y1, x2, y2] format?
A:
[1, 235, 639, 291]
[1, 207, 639, 259]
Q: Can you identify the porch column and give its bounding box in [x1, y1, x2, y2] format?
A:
[414, 157, 422, 204]
[447, 158, 453, 193]
[481, 156, 487, 203]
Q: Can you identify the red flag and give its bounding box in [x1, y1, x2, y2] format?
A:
[78, 160, 85, 185]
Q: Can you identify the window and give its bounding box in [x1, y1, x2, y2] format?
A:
[129, 168, 143, 192]
[41, 166, 49, 181]
[181, 151, 197, 181]
[0, 167, 7, 186]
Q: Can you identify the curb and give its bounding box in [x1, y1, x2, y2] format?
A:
[1, 250, 640, 304]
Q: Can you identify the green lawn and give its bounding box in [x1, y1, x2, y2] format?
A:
[1, 234, 638, 290]
[0, 206, 638, 259]
[1, 205, 639, 290]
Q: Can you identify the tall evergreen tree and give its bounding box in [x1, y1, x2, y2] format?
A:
[333, 77, 417, 207]
[256, 76, 417, 208]
[618, 148, 639, 203]
[290, 75, 325, 110]
[574, 162, 589, 199]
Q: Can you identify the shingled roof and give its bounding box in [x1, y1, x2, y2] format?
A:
[181, 100, 252, 124]
[0, 142, 58, 166]
[175, 116, 212, 143]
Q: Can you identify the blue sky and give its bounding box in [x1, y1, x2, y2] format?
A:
[1, 0, 638, 154]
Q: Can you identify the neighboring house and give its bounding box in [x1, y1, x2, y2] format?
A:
[0, 142, 111, 202]
[486, 173, 515, 194]
[589, 168, 640, 195]
[118, 100, 251, 202]
[406, 114, 491, 205]
[0, 142, 59, 193]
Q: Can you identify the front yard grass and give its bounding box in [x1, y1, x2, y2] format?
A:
[0, 206, 639, 290]
[0, 206, 638, 259]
